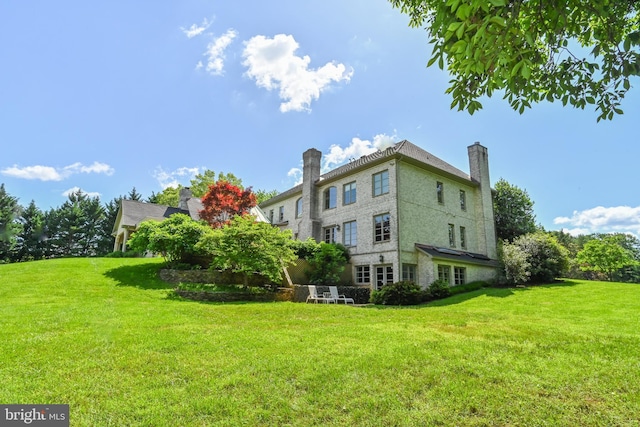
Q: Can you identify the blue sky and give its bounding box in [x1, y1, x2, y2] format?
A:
[1, 0, 638, 237]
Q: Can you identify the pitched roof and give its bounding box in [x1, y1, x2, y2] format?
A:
[260, 140, 472, 206]
[116, 200, 189, 229]
[321, 140, 470, 182]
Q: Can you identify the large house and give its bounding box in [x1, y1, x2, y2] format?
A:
[259, 140, 499, 289]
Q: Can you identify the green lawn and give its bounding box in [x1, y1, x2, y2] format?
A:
[1, 258, 639, 426]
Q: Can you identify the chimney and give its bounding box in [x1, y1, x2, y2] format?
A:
[178, 187, 192, 211]
[467, 142, 497, 259]
[300, 148, 322, 241]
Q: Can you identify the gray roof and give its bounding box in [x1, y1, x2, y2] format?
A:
[415, 243, 499, 267]
[260, 140, 472, 206]
[114, 200, 193, 231]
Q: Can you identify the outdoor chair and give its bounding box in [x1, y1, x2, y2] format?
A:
[329, 286, 355, 304]
[306, 285, 335, 303]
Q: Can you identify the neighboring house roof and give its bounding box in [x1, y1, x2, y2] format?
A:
[113, 198, 270, 236]
[260, 140, 472, 206]
[415, 244, 499, 267]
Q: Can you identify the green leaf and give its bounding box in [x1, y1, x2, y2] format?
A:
[488, 0, 506, 6]
[520, 63, 531, 79]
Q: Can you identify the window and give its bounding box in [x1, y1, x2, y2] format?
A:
[269, 209, 274, 223]
[373, 170, 389, 196]
[374, 213, 391, 242]
[343, 182, 356, 205]
[454, 267, 466, 285]
[402, 264, 417, 283]
[437, 181, 444, 204]
[460, 190, 466, 211]
[343, 221, 357, 246]
[375, 265, 393, 289]
[278, 206, 284, 222]
[355, 266, 371, 284]
[295, 197, 303, 218]
[437, 265, 451, 284]
[324, 226, 336, 243]
[448, 223, 455, 247]
[324, 187, 337, 210]
[460, 226, 467, 249]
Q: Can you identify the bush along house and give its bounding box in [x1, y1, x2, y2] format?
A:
[259, 140, 499, 290]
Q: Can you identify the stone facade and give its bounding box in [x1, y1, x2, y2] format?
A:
[260, 140, 499, 290]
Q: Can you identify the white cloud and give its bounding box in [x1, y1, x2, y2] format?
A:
[287, 167, 303, 185]
[1, 162, 114, 181]
[322, 133, 396, 172]
[203, 29, 238, 75]
[553, 206, 640, 237]
[62, 187, 101, 198]
[242, 34, 353, 112]
[181, 18, 211, 39]
[153, 166, 202, 189]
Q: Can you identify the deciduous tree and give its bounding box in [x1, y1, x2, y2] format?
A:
[197, 215, 297, 286]
[493, 178, 536, 242]
[576, 235, 638, 281]
[390, 0, 640, 120]
[199, 181, 257, 228]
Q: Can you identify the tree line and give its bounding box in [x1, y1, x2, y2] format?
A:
[493, 178, 640, 284]
[0, 171, 278, 263]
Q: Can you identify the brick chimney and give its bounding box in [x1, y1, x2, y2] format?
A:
[468, 142, 497, 259]
[300, 148, 322, 241]
[178, 187, 192, 211]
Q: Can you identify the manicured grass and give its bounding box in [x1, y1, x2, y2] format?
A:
[1, 258, 639, 426]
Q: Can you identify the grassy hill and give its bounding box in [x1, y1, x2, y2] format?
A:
[1, 258, 639, 426]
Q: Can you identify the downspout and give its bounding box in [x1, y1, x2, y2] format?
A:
[394, 154, 402, 283]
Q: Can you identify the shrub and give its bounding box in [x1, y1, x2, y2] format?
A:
[425, 279, 451, 300]
[370, 281, 422, 305]
[500, 232, 569, 284]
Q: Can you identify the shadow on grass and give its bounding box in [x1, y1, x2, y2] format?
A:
[366, 279, 581, 309]
[104, 263, 174, 290]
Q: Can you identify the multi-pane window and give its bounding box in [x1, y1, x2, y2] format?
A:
[295, 197, 303, 218]
[278, 206, 284, 222]
[454, 267, 466, 285]
[437, 265, 451, 284]
[374, 213, 391, 242]
[343, 221, 357, 246]
[324, 226, 336, 243]
[376, 266, 393, 290]
[402, 264, 417, 283]
[324, 187, 337, 209]
[460, 226, 467, 249]
[448, 223, 455, 247]
[373, 170, 389, 196]
[460, 190, 466, 211]
[343, 182, 356, 205]
[355, 266, 370, 284]
[437, 181, 444, 204]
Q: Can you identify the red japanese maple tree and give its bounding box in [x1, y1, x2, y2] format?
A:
[199, 181, 257, 228]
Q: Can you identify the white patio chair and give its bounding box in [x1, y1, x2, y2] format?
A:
[329, 286, 354, 304]
[306, 285, 325, 303]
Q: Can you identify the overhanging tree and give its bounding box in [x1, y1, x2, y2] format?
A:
[389, 0, 640, 120]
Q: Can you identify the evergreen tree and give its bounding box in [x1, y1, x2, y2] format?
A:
[13, 200, 45, 262]
[0, 184, 22, 262]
